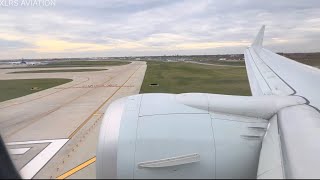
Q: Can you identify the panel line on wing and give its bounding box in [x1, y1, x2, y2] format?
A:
[247, 48, 272, 93]
[246, 48, 294, 96]
[244, 51, 265, 96]
[253, 49, 296, 95]
[245, 48, 272, 95]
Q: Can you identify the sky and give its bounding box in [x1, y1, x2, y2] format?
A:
[0, 0, 320, 59]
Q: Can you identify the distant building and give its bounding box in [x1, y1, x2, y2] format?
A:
[219, 58, 227, 61]
[20, 59, 27, 64]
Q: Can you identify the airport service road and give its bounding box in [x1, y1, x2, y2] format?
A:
[185, 61, 245, 67]
[0, 61, 147, 179]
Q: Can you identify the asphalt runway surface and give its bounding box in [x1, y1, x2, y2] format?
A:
[0, 61, 147, 179]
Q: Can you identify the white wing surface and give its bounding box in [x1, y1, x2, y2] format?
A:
[244, 26, 320, 110]
[245, 26, 320, 179]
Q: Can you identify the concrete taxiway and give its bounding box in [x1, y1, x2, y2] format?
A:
[0, 61, 147, 179]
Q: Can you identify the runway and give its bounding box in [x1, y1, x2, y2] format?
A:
[0, 61, 147, 179]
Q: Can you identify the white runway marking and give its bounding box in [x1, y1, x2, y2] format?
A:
[9, 148, 31, 155]
[7, 139, 69, 179]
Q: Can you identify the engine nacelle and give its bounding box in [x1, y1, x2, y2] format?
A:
[96, 93, 305, 179]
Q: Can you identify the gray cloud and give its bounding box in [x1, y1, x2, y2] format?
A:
[0, 39, 30, 48]
[0, 0, 319, 59]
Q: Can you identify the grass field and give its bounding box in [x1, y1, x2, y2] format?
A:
[0, 79, 72, 102]
[140, 61, 251, 96]
[293, 59, 320, 67]
[10, 69, 107, 74]
[280, 53, 320, 67]
[1, 61, 130, 69]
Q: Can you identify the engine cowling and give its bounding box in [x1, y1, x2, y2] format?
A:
[96, 93, 305, 179]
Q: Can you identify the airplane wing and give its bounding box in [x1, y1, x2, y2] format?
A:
[244, 26, 320, 179]
[244, 25, 320, 110]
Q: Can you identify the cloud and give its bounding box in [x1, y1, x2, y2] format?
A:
[0, 39, 31, 49]
[25, 38, 148, 53]
[0, 0, 319, 59]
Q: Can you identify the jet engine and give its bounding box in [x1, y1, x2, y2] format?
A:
[97, 93, 306, 179]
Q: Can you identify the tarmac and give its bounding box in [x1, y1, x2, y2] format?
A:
[0, 61, 147, 179]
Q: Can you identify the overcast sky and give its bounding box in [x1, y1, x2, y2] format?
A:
[0, 0, 320, 59]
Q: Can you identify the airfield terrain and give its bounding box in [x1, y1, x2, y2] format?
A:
[0, 61, 146, 179]
[0, 55, 318, 179]
[140, 61, 251, 96]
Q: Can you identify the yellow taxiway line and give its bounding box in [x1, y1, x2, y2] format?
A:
[56, 65, 141, 179]
[56, 157, 96, 179]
